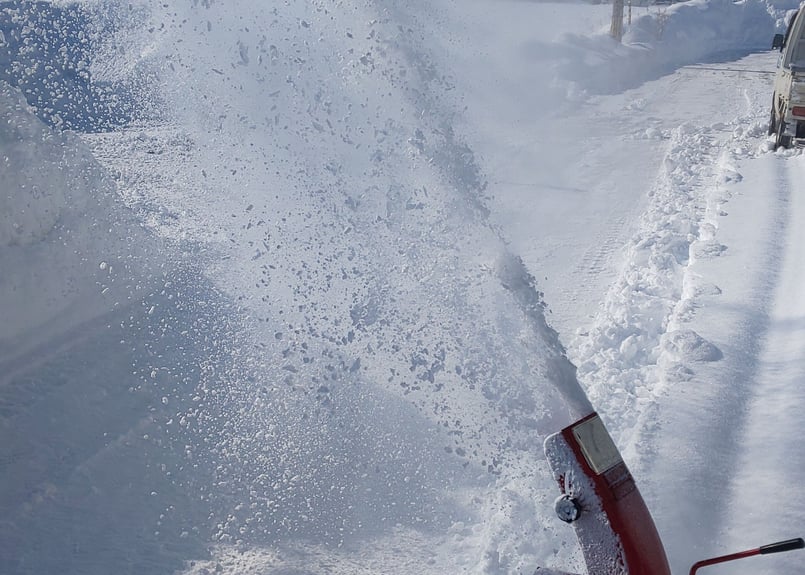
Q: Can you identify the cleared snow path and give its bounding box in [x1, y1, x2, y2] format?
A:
[564, 49, 805, 574]
[634, 146, 790, 573]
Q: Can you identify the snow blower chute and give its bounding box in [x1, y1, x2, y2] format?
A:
[542, 412, 804, 575]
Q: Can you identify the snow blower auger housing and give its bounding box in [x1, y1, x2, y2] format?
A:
[543, 412, 671, 575]
[543, 412, 804, 575]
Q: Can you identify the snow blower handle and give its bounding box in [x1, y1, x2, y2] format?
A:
[690, 538, 804, 575]
[759, 538, 805, 555]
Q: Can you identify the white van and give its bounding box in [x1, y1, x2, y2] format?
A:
[770, 9, 805, 148]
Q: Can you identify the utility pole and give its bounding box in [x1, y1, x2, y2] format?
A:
[611, 0, 624, 42]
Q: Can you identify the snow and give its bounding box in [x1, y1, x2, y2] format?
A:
[2, 0, 805, 574]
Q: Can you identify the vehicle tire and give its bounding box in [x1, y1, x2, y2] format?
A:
[776, 115, 792, 149]
[769, 104, 777, 136]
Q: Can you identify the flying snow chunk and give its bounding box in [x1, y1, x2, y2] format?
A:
[0, 1, 142, 131]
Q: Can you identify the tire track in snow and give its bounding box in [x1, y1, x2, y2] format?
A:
[576, 214, 631, 278]
[721, 156, 805, 575]
[642, 151, 789, 573]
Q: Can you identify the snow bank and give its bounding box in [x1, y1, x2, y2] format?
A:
[554, 0, 795, 95]
[0, 77, 237, 574]
[0, 80, 162, 366]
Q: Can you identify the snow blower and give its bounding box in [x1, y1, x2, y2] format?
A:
[543, 411, 803, 575]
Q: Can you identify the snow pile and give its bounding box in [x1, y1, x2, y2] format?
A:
[573, 123, 723, 448]
[0, 81, 160, 364]
[553, 0, 794, 95]
[0, 77, 232, 574]
[573, 113, 771, 455]
[628, 0, 782, 51]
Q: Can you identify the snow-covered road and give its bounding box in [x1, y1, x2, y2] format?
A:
[3, 1, 805, 574]
[547, 49, 805, 574]
[720, 155, 805, 575]
[450, 39, 805, 572]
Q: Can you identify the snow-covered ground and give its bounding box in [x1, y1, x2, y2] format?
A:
[2, 0, 805, 574]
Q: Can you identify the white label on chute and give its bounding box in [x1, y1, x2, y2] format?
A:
[572, 415, 623, 474]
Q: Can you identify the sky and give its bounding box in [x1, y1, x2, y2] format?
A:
[1, 0, 804, 574]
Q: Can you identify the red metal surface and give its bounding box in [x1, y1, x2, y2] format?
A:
[689, 549, 759, 575]
[547, 414, 802, 575]
[559, 413, 672, 575]
[689, 538, 804, 575]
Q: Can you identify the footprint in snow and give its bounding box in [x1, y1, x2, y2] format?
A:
[694, 283, 722, 297]
[692, 240, 727, 259]
[661, 329, 722, 362]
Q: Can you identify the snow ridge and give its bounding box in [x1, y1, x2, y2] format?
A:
[575, 123, 723, 453]
[553, 0, 788, 97]
[567, 66, 795, 570]
[573, 115, 772, 464]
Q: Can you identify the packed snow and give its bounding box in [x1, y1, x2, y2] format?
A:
[2, 0, 804, 574]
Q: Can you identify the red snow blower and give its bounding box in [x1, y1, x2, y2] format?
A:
[542, 411, 803, 575]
